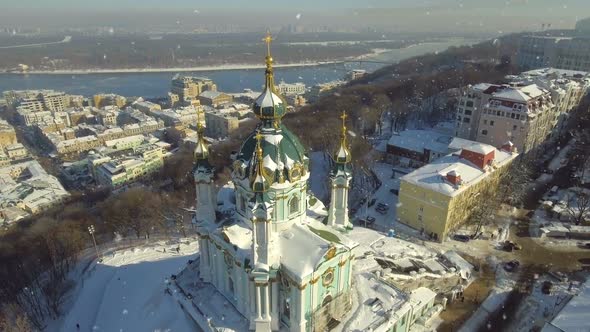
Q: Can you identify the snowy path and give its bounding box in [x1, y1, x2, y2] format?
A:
[53, 240, 199, 332]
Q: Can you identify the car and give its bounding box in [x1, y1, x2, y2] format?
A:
[389, 188, 399, 195]
[368, 198, 377, 207]
[377, 202, 390, 210]
[366, 216, 376, 224]
[581, 242, 590, 249]
[503, 260, 520, 272]
[453, 234, 470, 242]
[501, 240, 522, 252]
[542, 281, 553, 294]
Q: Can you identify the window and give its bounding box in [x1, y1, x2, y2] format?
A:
[490, 121, 494, 126]
[483, 120, 487, 125]
[515, 114, 521, 120]
[481, 130, 488, 135]
[511, 113, 515, 119]
[289, 196, 299, 215]
[283, 298, 291, 319]
[463, 117, 470, 123]
[466, 101, 474, 107]
[464, 110, 472, 116]
[513, 125, 517, 130]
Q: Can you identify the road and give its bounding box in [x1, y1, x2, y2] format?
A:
[0, 36, 72, 49]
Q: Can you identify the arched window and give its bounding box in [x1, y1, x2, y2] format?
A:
[289, 196, 299, 215]
[322, 294, 333, 307]
[283, 298, 291, 319]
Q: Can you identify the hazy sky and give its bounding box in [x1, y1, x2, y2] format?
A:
[0, 0, 588, 34]
[1, 0, 588, 11]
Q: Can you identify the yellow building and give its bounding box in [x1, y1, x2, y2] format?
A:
[397, 142, 518, 242]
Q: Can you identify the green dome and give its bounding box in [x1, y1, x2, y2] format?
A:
[235, 124, 308, 186]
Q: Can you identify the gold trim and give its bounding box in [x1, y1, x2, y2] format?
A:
[338, 260, 347, 267]
[297, 283, 308, 290]
[325, 245, 337, 260]
[310, 276, 320, 284]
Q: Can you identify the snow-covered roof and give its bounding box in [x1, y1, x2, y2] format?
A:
[543, 280, 590, 332]
[198, 90, 227, 100]
[387, 130, 453, 154]
[401, 146, 517, 197]
[463, 142, 496, 155]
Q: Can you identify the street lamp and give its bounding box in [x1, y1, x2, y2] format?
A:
[88, 225, 101, 262]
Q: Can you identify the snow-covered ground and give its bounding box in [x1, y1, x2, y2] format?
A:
[51, 239, 199, 332]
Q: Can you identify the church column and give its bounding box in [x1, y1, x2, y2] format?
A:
[271, 281, 279, 330]
[256, 284, 263, 319]
[291, 285, 307, 332]
[265, 284, 271, 320]
[327, 183, 336, 226]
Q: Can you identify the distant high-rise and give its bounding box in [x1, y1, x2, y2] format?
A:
[518, 18, 590, 72]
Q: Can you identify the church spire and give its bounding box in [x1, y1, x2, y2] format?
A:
[263, 30, 275, 93]
[253, 31, 286, 125]
[251, 130, 269, 192]
[335, 111, 352, 164]
[194, 108, 209, 161]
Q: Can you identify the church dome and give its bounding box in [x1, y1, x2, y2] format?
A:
[235, 124, 308, 186]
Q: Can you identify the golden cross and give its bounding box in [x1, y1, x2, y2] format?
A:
[263, 30, 273, 57]
[340, 111, 347, 130]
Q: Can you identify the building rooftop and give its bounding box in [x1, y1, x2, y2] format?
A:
[401, 144, 518, 197]
[542, 279, 590, 332]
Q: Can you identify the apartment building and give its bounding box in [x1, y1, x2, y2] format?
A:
[455, 83, 556, 154]
[94, 142, 169, 188]
[93, 93, 126, 109]
[518, 35, 590, 72]
[204, 111, 239, 138]
[0, 119, 17, 148]
[397, 142, 518, 242]
[197, 90, 233, 107]
[170, 75, 217, 104]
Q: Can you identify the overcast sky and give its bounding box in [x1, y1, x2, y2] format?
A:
[0, 0, 588, 33]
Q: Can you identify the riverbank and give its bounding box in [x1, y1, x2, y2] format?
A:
[1, 60, 346, 75]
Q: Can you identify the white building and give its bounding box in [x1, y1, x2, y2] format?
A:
[0, 160, 69, 224]
[276, 81, 306, 96]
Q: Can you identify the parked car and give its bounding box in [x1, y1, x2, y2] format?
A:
[581, 242, 590, 249]
[503, 260, 520, 272]
[368, 198, 377, 207]
[501, 240, 522, 252]
[377, 202, 389, 210]
[542, 281, 553, 294]
[376, 207, 387, 215]
[453, 234, 470, 242]
[389, 188, 399, 195]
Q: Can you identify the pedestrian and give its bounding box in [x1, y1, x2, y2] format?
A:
[176, 246, 180, 254]
[163, 248, 166, 253]
[76, 323, 80, 330]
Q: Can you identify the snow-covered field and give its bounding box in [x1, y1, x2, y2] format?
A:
[51, 239, 199, 332]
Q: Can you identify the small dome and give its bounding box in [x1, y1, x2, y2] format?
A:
[253, 88, 286, 120]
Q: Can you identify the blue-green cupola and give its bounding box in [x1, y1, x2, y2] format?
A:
[253, 31, 287, 126]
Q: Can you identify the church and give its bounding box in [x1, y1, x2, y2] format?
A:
[192, 32, 358, 332]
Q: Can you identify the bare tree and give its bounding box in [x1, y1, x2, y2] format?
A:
[565, 189, 590, 225]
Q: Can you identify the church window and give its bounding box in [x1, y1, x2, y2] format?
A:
[289, 196, 299, 215]
[322, 269, 334, 286]
[240, 195, 247, 212]
[283, 298, 291, 319]
[322, 294, 333, 307]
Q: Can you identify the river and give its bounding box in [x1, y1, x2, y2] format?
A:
[0, 38, 479, 98]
